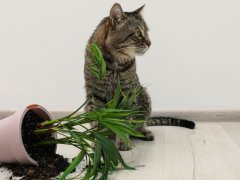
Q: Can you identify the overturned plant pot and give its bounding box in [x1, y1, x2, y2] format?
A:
[0, 104, 56, 165]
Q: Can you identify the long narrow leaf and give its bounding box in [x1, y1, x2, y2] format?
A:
[59, 150, 86, 180]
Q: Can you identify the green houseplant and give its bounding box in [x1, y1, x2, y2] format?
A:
[0, 43, 145, 180]
[36, 43, 145, 179]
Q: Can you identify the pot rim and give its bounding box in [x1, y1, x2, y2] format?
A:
[17, 104, 55, 165]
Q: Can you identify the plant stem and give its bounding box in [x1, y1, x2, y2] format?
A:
[34, 127, 60, 134]
[39, 99, 88, 127]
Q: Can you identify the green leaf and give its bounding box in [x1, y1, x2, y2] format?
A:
[83, 160, 93, 180]
[100, 153, 110, 180]
[90, 43, 106, 80]
[107, 84, 121, 109]
[59, 150, 86, 180]
[90, 140, 102, 177]
[69, 130, 82, 145]
[95, 133, 134, 172]
[95, 134, 119, 166]
[100, 122, 130, 143]
[102, 118, 144, 138]
[99, 60, 106, 80]
[115, 150, 135, 170]
[90, 68, 100, 79]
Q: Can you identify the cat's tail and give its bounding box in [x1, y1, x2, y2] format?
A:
[147, 117, 195, 129]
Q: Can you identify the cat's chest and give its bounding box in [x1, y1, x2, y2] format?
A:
[106, 60, 137, 79]
[105, 65, 137, 84]
[102, 69, 137, 101]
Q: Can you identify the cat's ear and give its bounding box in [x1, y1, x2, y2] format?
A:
[133, 4, 145, 16]
[109, 3, 125, 26]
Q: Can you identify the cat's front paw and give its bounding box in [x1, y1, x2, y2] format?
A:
[116, 141, 132, 151]
[144, 132, 154, 141]
[137, 127, 154, 141]
[116, 135, 132, 151]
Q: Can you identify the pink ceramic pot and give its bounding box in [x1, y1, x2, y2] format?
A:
[0, 104, 56, 165]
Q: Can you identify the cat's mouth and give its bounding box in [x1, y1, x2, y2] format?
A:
[135, 47, 149, 56]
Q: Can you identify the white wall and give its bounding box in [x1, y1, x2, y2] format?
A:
[0, 0, 240, 110]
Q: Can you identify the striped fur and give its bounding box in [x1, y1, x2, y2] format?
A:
[84, 3, 195, 150]
[148, 117, 195, 129]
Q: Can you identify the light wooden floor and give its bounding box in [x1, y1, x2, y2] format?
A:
[1, 123, 240, 180]
[108, 123, 240, 180]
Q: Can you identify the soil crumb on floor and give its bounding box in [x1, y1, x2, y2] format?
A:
[0, 154, 69, 180]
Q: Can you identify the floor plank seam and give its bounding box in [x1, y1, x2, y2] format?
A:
[187, 131, 196, 180]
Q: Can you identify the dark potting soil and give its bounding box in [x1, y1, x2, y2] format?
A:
[0, 110, 70, 180]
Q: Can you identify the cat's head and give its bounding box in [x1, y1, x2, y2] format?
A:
[105, 3, 151, 60]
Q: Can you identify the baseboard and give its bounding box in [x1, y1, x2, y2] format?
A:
[151, 108, 240, 123]
[1, 109, 240, 123]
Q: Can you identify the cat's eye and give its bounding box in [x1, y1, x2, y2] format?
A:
[135, 31, 142, 38]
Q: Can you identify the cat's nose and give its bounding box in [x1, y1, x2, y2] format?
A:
[144, 37, 151, 47]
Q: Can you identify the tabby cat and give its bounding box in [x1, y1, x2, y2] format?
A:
[84, 3, 195, 151]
